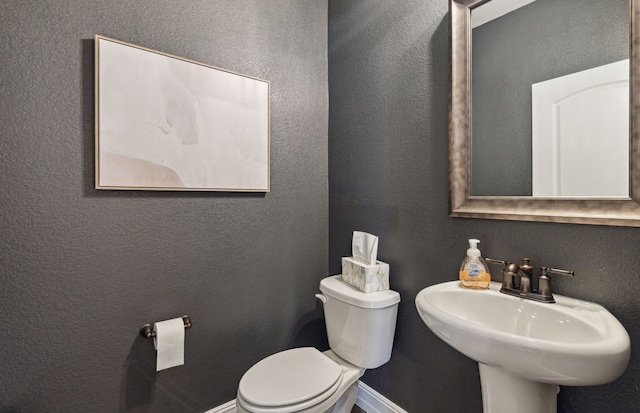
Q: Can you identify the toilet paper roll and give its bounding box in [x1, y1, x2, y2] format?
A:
[153, 318, 185, 371]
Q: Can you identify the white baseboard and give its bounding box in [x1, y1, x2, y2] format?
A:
[204, 399, 236, 413]
[205, 381, 408, 413]
[355, 381, 408, 413]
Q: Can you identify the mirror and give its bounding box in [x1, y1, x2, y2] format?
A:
[471, 0, 629, 197]
[450, 0, 640, 226]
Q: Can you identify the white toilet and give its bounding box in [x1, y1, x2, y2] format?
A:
[236, 275, 401, 413]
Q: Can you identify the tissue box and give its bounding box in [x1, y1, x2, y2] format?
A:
[341, 257, 390, 293]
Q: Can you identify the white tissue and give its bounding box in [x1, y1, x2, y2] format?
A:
[352, 231, 378, 265]
[153, 318, 185, 371]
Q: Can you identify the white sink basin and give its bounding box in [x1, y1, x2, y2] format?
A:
[416, 281, 630, 412]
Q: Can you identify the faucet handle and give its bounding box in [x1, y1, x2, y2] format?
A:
[538, 267, 575, 300]
[486, 258, 516, 290]
[486, 258, 508, 267]
[540, 267, 575, 278]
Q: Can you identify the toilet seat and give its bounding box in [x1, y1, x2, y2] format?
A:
[237, 347, 344, 413]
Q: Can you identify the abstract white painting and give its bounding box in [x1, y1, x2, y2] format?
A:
[95, 35, 270, 191]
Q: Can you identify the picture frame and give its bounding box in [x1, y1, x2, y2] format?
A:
[95, 35, 270, 192]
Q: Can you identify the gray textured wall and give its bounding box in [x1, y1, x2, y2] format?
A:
[329, 1, 639, 412]
[3, 0, 640, 412]
[471, 0, 629, 196]
[0, 1, 328, 411]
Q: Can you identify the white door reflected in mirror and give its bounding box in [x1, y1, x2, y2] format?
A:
[532, 59, 629, 198]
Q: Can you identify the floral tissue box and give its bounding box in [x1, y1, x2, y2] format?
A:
[341, 256, 390, 293]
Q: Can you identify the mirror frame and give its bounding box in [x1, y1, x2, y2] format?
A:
[450, 0, 640, 226]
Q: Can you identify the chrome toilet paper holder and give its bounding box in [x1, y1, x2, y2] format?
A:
[140, 315, 192, 339]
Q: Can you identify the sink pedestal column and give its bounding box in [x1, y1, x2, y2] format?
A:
[479, 364, 558, 413]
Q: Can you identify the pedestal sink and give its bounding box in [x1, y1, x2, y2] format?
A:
[415, 281, 630, 413]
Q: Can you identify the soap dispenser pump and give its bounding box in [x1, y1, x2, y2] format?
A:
[459, 238, 491, 289]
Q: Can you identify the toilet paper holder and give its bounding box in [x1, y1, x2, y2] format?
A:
[140, 315, 192, 339]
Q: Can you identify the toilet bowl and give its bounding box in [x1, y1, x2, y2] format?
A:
[236, 275, 400, 413]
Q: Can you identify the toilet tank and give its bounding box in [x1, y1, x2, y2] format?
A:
[318, 275, 400, 369]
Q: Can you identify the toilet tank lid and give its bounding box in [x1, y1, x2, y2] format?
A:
[320, 275, 400, 309]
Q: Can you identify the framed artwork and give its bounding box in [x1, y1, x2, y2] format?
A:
[95, 35, 270, 191]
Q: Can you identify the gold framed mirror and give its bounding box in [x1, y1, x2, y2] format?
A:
[450, 0, 640, 226]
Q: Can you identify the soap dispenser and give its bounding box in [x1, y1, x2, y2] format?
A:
[459, 239, 491, 289]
